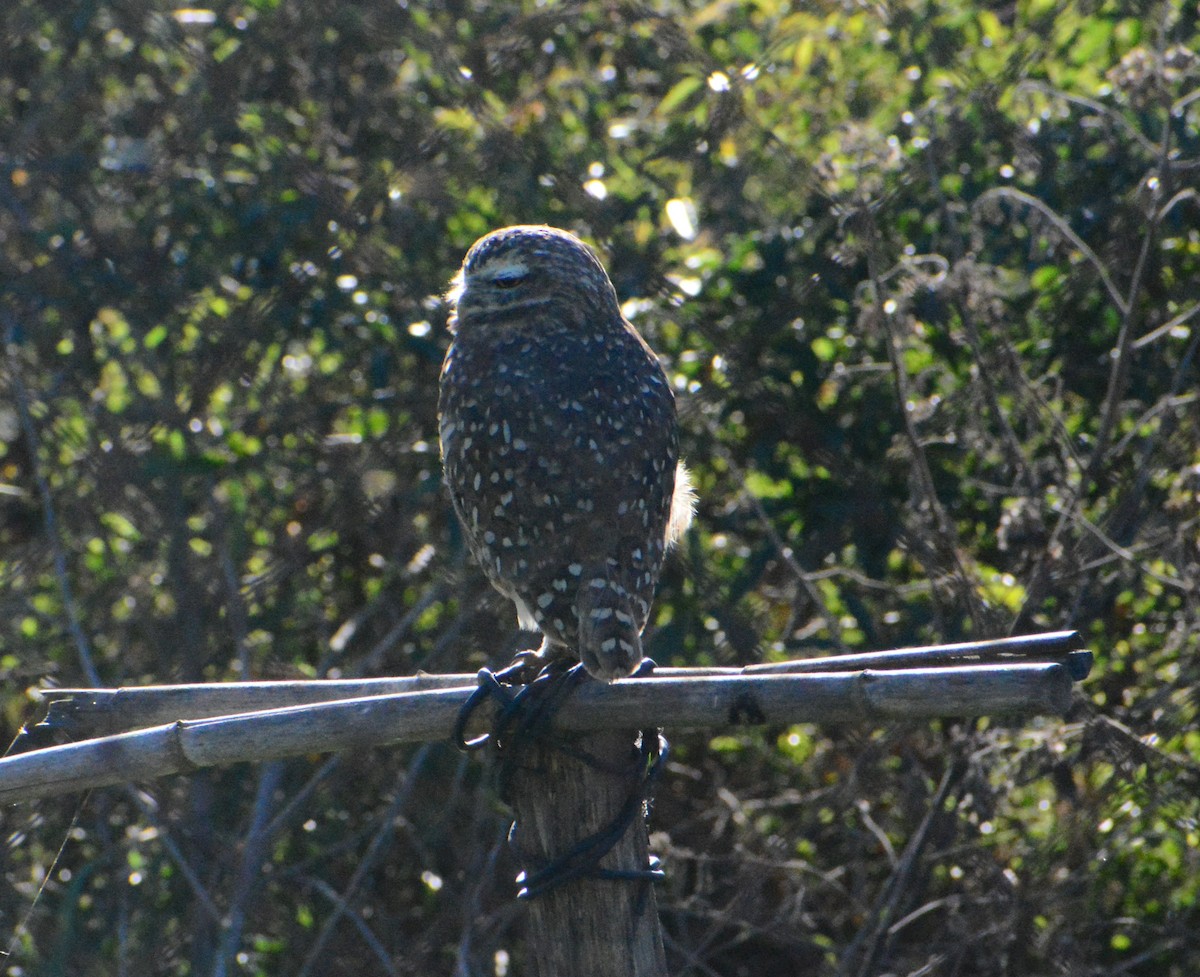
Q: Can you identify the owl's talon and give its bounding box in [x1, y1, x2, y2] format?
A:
[492, 652, 542, 686]
[455, 658, 585, 754]
[452, 668, 515, 752]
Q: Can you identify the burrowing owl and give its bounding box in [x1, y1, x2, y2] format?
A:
[438, 225, 692, 682]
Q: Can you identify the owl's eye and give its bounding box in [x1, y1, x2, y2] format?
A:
[492, 271, 527, 289]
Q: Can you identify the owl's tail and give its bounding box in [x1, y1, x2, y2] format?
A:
[577, 570, 644, 683]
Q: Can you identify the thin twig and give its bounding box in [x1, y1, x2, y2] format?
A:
[2, 796, 88, 962]
[1015, 81, 1158, 156]
[296, 745, 433, 977]
[974, 187, 1128, 316]
[356, 580, 450, 676]
[262, 754, 343, 841]
[1173, 87, 1200, 115]
[452, 810, 511, 977]
[1050, 501, 1192, 591]
[1158, 186, 1197, 219]
[954, 293, 1034, 492]
[214, 761, 286, 977]
[861, 211, 985, 628]
[2, 321, 102, 687]
[1084, 126, 1172, 482]
[302, 876, 402, 977]
[987, 102, 1178, 632]
[1111, 393, 1197, 456]
[215, 498, 253, 681]
[710, 438, 848, 650]
[1132, 300, 1200, 350]
[839, 758, 965, 977]
[121, 786, 223, 924]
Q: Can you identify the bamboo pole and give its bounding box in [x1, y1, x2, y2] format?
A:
[2, 662, 1078, 804]
[38, 674, 467, 738]
[36, 630, 1089, 738]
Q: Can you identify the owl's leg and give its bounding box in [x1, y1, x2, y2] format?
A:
[576, 569, 644, 683]
[495, 634, 564, 685]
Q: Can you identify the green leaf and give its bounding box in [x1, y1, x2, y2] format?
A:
[657, 76, 703, 115]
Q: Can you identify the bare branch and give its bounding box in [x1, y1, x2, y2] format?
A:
[974, 187, 1129, 316]
[1085, 127, 1174, 483]
[840, 759, 964, 977]
[1173, 87, 1200, 116]
[296, 746, 434, 977]
[1159, 187, 1197, 219]
[1133, 301, 1200, 350]
[121, 786, 222, 923]
[214, 762, 286, 977]
[1016, 81, 1158, 156]
[862, 211, 985, 628]
[302, 876, 402, 977]
[1051, 500, 1194, 591]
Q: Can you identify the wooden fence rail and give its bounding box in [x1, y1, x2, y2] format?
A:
[32, 629, 1090, 738]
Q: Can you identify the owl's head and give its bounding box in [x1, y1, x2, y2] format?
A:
[447, 225, 621, 333]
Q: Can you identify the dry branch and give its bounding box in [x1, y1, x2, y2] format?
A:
[2, 660, 1081, 805]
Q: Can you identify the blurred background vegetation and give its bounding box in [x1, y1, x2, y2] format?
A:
[2, 0, 1198, 974]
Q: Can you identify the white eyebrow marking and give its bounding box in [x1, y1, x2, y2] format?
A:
[447, 257, 530, 307]
[484, 258, 529, 283]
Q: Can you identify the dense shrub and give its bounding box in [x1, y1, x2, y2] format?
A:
[2, 1, 1197, 973]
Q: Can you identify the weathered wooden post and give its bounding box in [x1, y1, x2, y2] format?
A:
[507, 728, 667, 976]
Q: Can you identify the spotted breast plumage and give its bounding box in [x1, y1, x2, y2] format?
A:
[438, 225, 693, 682]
